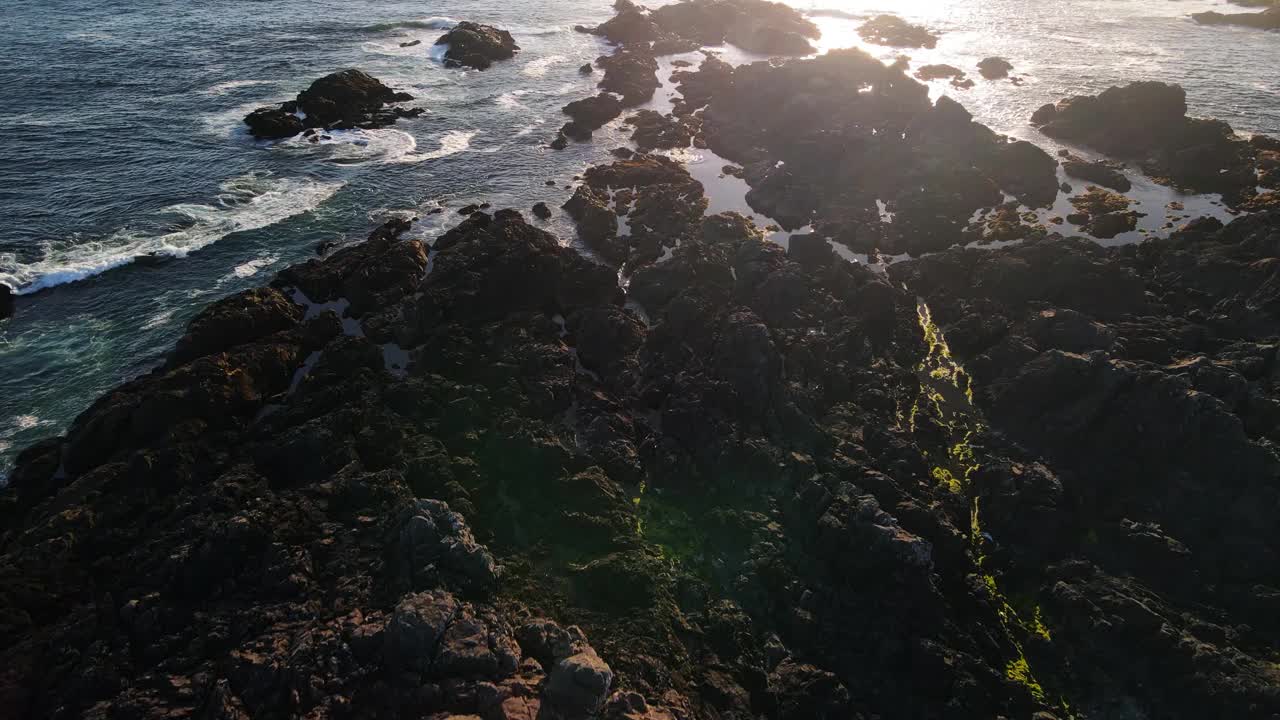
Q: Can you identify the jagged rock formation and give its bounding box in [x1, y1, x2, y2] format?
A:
[243, 69, 421, 139]
[435, 21, 519, 70]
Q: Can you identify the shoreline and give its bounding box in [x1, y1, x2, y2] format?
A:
[3, 2, 1280, 717]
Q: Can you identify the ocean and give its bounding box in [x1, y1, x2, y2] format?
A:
[1, 0, 1277, 480]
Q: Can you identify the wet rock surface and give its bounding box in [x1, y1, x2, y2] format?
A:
[436, 21, 519, 70]
[858, 14, 940, 48]
[688, 48, 1059, 254]
[8, 7, 1280, 720]
[1192, 5, 1280, 29]
[243, 69, 421, 139]
[588, 0, 820, 57]
[1031, 81, 1273, 203]
[6, 190, 1280, 720]
[889, 211, 1280, 718]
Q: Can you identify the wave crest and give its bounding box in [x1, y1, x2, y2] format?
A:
[0, 174, 343, 295]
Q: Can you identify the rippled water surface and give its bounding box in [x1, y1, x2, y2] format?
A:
[0, 0, 1276, 477]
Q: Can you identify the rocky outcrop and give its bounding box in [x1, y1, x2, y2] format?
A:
[977, 56, 1013, 79]
[596, 48, 661, 106]
[1030, 81, 1265, 202]
[8, 192, 1280, 720]
[914, 64, 973, 88]
[688, 48, 1058, 254]
[242, 69, 421, 139]
[563, 153, 708, 269]
[1192, 5, 1280, 29]
[588, 0, 820, 56]
[625, 110, 697, 151]
[435, 21, 519, 70]
[560, 93, 625, 142]
[858, 14, 940, 48]
[888, 212, 1280, 718]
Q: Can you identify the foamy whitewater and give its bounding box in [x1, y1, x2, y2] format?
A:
[0, 0, 1277, 479]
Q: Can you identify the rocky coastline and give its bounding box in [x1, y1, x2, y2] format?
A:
[4, 2, 1280, 719]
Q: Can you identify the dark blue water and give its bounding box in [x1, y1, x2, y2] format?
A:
[1, 0, 1277, 479]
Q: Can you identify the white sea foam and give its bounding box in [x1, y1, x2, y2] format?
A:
[232, 253, 281, 279]
[522, 55, 567, 78]
[496, 91, 530, 111]
[394, 129, 478, 164]
[0, 175, 343, 295]
[278, 128, 421, 164]
[141, 308, 177, 330]
[201, 79, 274, 97]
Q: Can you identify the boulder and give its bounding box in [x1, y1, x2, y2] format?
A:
[545, 649, 613, 712]
[436, 21, 519, 70]
[243, 107, 304, 140]
[243, 70, 419, 139]
[977, 56, 1013, 79]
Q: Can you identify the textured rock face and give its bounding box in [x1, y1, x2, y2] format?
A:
[243, 69, 421, 139]
[1030, 81, 1268, 202]
[858, 14, 939, 48]
[436, 21, 519, 70]
[8, 3, 1280, 716]
[681, 48, 1057, 254]
[7, 200, 1280, 719]
[590, 0, 820, 56]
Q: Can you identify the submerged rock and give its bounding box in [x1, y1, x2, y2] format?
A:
[436, 21, 519, 70]
[1061, 156, 1132, 192]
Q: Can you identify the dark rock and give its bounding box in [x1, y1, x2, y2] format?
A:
[1061, 157, 1132, 192]
[562, 94, 625, 133]
[625, 110, 694, 151]
[977, 56, 1013, 79]
[243, 107, 304, 140]
[532, 202, 552, 220]
[858, 14, 939, 48]
[1192, 6, 1280, 29]
[436, 21, 519, 70]
[243, 69, 418, 139]
[914, 64, 965, 81]
[596, 48, 660, 106]
[580, 62, 594, 74]
[1031, 81, 1260, 202]
[400, 39, 423, 48]
[0, 284, 14, 320]
[170, 287, 303, 367]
